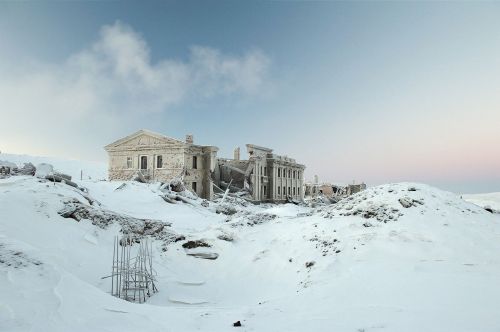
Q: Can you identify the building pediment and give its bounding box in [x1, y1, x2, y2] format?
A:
[105, 130, 185, 151]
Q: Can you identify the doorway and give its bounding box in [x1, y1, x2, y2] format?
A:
[140, 156, 148, 170]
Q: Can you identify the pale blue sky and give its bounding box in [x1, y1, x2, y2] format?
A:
[0, 1, 499, 193]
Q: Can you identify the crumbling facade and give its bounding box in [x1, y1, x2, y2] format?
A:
[346, 183, 367, 195]
[104, 130, 218, 199]
[304, 181, 366, 199]
[215, 144, 306, 203]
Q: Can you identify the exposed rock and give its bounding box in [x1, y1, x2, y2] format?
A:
[484, 206, 495, 213]
[182, 240, 211, 249]
[399, 197, 414, 208]
[305, 261, 315, 268]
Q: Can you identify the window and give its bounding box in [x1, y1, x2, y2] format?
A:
[289, 170, 291, 178]
[126, 157, 132, 169]
[288, 187, 291, 196]
[192, 182, 197, 192]
[293, 187, 296, 196]
[140, 156, 148, 170]
[278, 168, 281, 177]
[264, 167, 267, 175]
[263, 186, 267, 196]
[283, 186, 286, 196]
[156, 155, 163, 169]
[278, 186, 281, 195]
[293, 171, 296, 179]
[192, 156, 198, 169]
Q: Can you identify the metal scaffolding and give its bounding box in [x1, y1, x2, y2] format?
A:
[106, 236, 158, 303]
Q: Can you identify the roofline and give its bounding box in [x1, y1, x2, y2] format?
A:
[104, 129, 185, 150]
[246, 144, 273, 153]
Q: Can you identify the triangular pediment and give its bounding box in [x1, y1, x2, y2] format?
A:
[105, 130, 185, 150]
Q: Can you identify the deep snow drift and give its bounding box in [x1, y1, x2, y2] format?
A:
[1, 156, 500, 332]
[463, 192, 500, 212]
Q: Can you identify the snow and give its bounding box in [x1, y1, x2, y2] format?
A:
[0, 153, 106, 181]
[463, 192, 500, 212]
[1, 154, 500, 331]
[34, 163, 54, 178]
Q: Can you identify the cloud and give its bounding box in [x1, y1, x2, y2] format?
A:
[0, 21, 271, 158]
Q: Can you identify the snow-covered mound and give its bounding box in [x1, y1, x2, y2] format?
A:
[0, 153, 106, 181]
[1, 162, 500, 331]
[463, 192, 500, 213]
[324, 182, 486, 223]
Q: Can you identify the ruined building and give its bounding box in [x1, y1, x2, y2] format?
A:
[304, 178, 366, 199]
[105, 130, 306, 202]
[104, 130, 218, 199]
[215, 144, 306, 203]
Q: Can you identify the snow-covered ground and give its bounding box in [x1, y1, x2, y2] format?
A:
[1, 154, 500, 331]
[463, 192, 500, 212]
[0, 153, 106, 181]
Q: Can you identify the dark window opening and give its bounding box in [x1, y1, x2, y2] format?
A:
[192, 156, 198, 169]
[192, 182, 197, 192]
[140, 156, 147, 170]
[156, 155, 163, 169]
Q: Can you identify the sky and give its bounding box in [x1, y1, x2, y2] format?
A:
[0, 1, 499, 193]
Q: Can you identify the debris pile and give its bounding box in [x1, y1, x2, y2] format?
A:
[0, 160, 87, 192]
[323, 184, 430, 223]
[229, 212, 277, 227]
[58, 199, 180, 251]
[216, 203, 238, 215]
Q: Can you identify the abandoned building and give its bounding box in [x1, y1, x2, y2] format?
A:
[304, 177, 366, 199]
[104, 130, 218, 199]
[105, 130, 306, 202]
[215, 144, 306, 203]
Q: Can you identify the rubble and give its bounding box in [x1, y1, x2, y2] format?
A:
[398, 197, 424, 208]
[131, 171, 147, 183]
[58, 199, 180, 251]
[216, 203, 238, 215]
[0, 166, 11, 178]
[229, 212, 277, 227]
[14, 162, 36, 176]
[169, 178, 186, 192]
[182, 240, 211, 249]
